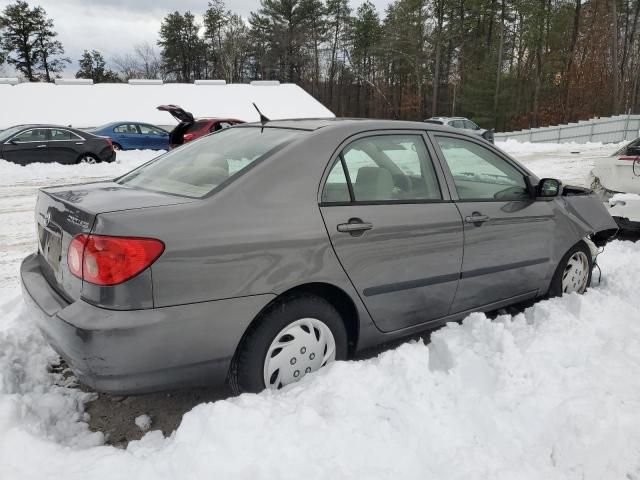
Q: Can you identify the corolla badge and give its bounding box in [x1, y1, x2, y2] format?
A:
[66, 214, 90, 229]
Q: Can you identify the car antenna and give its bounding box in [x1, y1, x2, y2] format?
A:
[253, 103, 270, 128]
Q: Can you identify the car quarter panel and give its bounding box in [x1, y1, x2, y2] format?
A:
[91, 128, 379, 341]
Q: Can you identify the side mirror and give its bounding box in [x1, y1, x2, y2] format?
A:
[538, 178, 561, 198]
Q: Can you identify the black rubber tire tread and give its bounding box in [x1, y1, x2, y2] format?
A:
[548, 241, 593, 297]
[229, 294, 348, 395]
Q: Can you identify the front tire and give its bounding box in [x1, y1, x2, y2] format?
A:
[229, 295, 348, 394]
[549, 242, 593, 297]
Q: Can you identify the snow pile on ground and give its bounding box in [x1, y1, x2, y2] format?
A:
[497, 140, 624, 187]
[496, 139, 625, 156]
[1, 147, 640, 479]
[610, 193, 640, 205]
[0, 150, 159, 187]
[1, 241, 640, 479]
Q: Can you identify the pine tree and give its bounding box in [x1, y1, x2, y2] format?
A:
[76, 50, 119, 83]
[0, 1, 69, 81]
[158, 11, 204, 82]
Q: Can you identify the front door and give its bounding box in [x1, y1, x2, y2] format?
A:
[2, 128, 49, 165]
[320, 132, 464, 333]
[432, 134, 555, 313]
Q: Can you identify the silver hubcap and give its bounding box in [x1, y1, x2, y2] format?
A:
[80, 156, 97, 164]
[562, 251, 590, 294]
[263, 318, 336, 390]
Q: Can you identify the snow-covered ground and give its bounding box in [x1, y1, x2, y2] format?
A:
[1, 142, 640, 480]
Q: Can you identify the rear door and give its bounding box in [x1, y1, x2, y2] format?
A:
[2, 128, 49, 165]
[48, 128, 85, 164]
[431, 134, 555, 313]
[320, 132, 464, 332]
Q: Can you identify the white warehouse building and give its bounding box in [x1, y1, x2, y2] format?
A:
[0, 79, 335, 130]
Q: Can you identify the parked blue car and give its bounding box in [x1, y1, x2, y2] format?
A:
[86, 122, 170, 151]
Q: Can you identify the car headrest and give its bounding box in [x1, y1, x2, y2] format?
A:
[354, 166, 394, 201]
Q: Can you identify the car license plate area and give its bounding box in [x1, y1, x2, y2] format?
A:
[38, 224, 62, 271]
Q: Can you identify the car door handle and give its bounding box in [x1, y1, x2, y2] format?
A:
[36, 145, 47, 148]
[337, 220, 373, 234]
[75, 142, 84, 145]
[465, 213, 490, 224]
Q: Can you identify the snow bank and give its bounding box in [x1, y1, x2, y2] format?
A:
[0, 150, 158, 187]
[1, 148, 640, 479]
[496, 139, 626, 155]
[0, 83, 334, 129]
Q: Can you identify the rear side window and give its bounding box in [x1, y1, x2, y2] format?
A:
[118, 127, 305, 198]
[50, 129, 82, 141]
[322, 134, 442, 203]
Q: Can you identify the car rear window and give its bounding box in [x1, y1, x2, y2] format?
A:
[186, 120, 211, 133]
[117, 127, 305, 198]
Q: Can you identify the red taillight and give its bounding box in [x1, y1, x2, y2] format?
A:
[183, 133, 195, 142]
[103, 137, 113, 149]
[67, 234, 164, 286]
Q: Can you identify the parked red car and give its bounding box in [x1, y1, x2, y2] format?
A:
[157, 105, 244, 148]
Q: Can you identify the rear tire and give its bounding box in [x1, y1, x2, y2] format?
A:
[229, 295, 348, 394]
[548, 242, 593, 297]
[77, 153, 99, 164]
[112, 143, 122, 151]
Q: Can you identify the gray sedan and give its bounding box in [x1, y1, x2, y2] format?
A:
[21, 119, 617, 394]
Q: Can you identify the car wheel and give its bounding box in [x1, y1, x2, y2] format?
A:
[112, 143, 122, 151]
[229, 295, 348, 394]
[549, 242, 593, 297]
[77, 154, 99, 164]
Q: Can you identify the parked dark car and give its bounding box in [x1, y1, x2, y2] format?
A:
[21, 119, 617, 395]
[425, 116, 495, 143]
[0, 124, 115, 165]
[85, 122, 169, 151]
[157, 104, 244, 148]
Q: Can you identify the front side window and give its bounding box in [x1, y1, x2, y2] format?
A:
[12, 129, 48, 143]
[463, 120, 479, 130]
[322, 134, 442, 203]
[114, 124, 139, 134]
[435, 136, 529, 201]
[118, 127, 304, 198]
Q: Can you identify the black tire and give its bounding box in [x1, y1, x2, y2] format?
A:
[229, 295, 348, 394]
[548, 241, 593, 297]
[112, 143, 122, 151]
[77, 153, 99, 164]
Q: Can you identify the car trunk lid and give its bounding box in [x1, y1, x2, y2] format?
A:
[35, 182, 194, 301]
[157, 104, 195, 124]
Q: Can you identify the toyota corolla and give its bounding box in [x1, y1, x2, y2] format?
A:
[21, 119, 618, 394]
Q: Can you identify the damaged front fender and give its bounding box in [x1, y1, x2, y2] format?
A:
[559, 185, 618, 246]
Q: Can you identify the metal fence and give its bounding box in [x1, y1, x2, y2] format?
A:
[495, 114, 640, 144]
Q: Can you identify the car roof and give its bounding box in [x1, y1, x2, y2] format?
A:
[4, 124, 82, 130]
[237, 117, 457, 133]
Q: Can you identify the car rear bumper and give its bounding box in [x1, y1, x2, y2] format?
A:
[20, 253, 273, 394]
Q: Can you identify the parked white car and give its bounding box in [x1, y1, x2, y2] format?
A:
[591, 137, 640, 231]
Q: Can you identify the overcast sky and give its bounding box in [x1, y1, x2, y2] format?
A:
[0, 0, 392, 77]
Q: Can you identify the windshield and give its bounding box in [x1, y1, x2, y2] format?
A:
[117, 127, 305, 198]
[0, 126, 30, 142]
